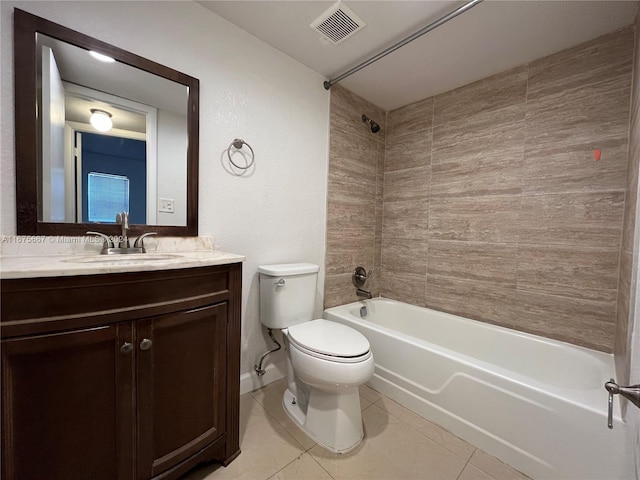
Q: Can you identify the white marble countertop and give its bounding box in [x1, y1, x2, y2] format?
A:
[0, 236, 245, 279]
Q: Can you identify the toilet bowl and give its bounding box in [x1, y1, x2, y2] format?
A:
[288, 319, 374, 388]
[258, 263, 375, 453]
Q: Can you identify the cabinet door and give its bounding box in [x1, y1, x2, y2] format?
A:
[136, 303, 227, 479]
[1, 323, 135, 480]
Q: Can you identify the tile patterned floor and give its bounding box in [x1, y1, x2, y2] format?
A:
[182, 379, 530, 480]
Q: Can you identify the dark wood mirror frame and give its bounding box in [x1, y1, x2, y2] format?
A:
[14, 9, 199, 236]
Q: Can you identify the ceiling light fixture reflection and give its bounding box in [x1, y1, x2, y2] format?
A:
[89, 51, 116, 63]
[90, 109, 113, 132]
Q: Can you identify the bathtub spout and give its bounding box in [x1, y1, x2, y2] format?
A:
[356, 288, 372, 299]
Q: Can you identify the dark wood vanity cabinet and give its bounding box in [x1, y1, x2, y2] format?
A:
[2, 322, 135, 480]
[1, 263, 242, 480]
[136, 303, 228, 479]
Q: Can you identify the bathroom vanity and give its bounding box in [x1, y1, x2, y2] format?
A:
[0, 250, 243, 480]
[2, 5, 248, 477]
[5, 8, 244, 479]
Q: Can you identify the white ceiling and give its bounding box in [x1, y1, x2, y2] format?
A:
[198, 0, 639, 111]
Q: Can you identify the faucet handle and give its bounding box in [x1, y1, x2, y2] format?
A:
[86, 231, 114, 252]
[133, 232, 157, 252]
[352, 266, 372, 288]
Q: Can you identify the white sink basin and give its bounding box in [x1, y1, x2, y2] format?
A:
[65, 253, 182, 264]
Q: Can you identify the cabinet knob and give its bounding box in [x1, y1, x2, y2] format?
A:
[140, 338, 153, 351]
[120, 342, 134, 354]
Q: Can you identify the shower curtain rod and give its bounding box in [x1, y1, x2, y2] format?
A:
[323, 0, 484, 90]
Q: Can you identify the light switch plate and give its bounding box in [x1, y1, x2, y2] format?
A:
[159, 198, 175, 213]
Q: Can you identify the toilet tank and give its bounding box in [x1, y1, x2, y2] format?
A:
[258, 263, 319, 329]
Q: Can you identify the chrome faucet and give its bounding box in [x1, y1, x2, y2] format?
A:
[356, 288, 373, 299]
[353, 266, 373, 299]
[116, 211, 130, 248]
[86, 211, 157, 254]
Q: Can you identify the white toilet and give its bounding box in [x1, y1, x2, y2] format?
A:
[258, 263, 374, 454]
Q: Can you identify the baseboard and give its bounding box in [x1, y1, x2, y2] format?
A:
[240, 361, 286, 395]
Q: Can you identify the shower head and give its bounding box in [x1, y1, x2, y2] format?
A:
[361, 114, 381, 134]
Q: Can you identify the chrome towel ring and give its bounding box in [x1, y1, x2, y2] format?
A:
[227, 138, 255, 170]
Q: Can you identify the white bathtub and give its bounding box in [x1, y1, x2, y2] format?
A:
[324, 298, 627, 480]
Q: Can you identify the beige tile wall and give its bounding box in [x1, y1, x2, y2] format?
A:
[326, 26, 636, 352]
[324, 86, 385, 308]
[615, 15, 640, 381]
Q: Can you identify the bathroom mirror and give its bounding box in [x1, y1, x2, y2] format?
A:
[14, 9, 199, 236]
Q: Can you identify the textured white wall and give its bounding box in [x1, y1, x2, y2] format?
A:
[0, 1, 330, 385]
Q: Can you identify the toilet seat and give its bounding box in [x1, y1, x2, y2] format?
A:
[287, 319, 371, 363]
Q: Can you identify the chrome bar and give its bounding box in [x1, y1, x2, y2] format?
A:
[323, 0, 484, 89]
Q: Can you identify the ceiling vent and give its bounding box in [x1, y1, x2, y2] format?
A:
[310, 1, 366, 45]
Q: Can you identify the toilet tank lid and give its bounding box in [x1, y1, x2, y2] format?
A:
[257, 263, 319, 276]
